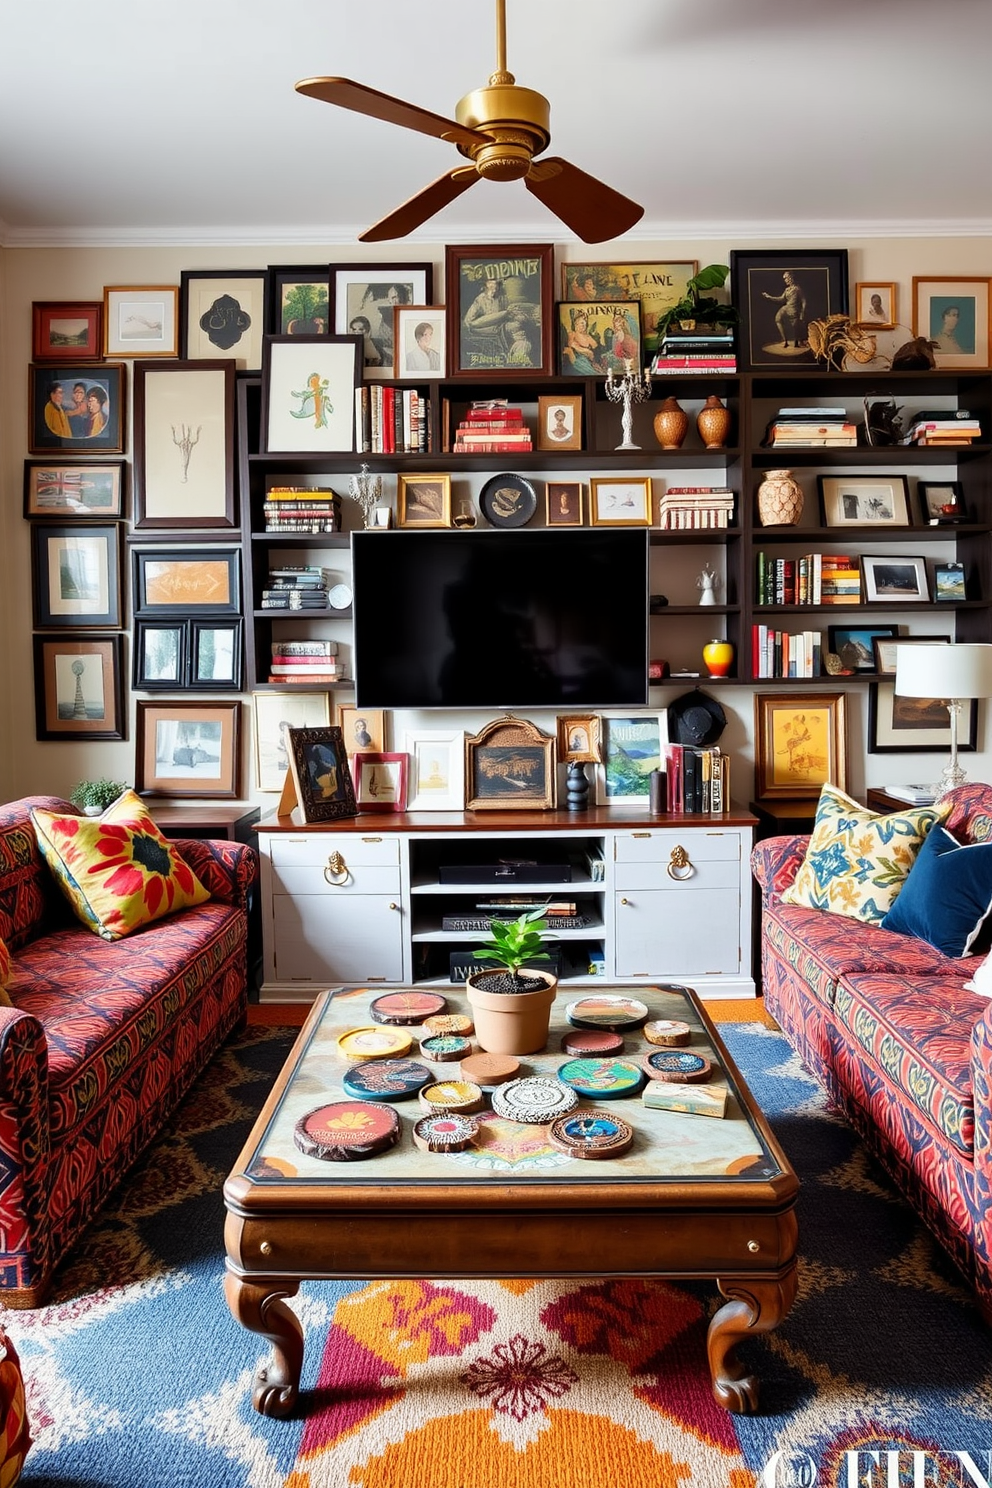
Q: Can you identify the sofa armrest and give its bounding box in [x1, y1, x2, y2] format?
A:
[751, 835, 810, 898]
[971, 1003, 992, 1311]
[0, 1006, 52, 1290]
[171, 839, 258, 913]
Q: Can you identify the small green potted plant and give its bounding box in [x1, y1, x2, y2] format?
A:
[69, 778, 128, 816]
[654, 264, 738, 339]
[465, 906, 559, 1055]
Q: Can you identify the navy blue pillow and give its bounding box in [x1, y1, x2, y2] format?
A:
[881, 825, 992, 957]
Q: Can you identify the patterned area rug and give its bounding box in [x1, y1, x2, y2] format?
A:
[14, 1024, 992, 1488]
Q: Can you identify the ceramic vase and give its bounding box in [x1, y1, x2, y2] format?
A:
[702, 638, 735, 678]
[757, 469, 804, 526]
[696, 394, 731, 450]
[653, 396, 689, 450]
[465, 970, 558, 1055]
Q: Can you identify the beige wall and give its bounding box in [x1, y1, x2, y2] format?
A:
[2, 234, 990, 807]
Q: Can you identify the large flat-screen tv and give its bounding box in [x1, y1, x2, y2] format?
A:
[352, 528, 649, 709]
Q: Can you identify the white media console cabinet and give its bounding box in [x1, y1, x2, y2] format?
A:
[255, 807, 756, 1003]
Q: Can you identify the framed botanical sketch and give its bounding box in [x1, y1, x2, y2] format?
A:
[818, 475, 910, 527]
[464, 716, 555, 810]
[135, 700, 241, 798]
[590, 477, 652, 526]
[338, 707, 385, 755]
[133, 361, 236, 531]
[912, 276, 991, 369]
[267, 266, 330, 335]
[754, 692, 847, 799]
[29, 362, 126, 454]
[403, 728, 465, 811]
[397, 473, 451, 527]
[872, 633, 950, 677]
[561, 262, 696, 357]
[32, 301, 103, 361]
[261, 334, 361, 454]
[284, 725, 358, 823]
[557, 714, 602, 763]
[132, 546, 240, 615]
[446, 243, 554, 376]
[393, 306, 445, 378]
[597, 714, 664, 804]
[24, 460, 124, 519]
[331, 262, 433, 379]
[557, 301, 642, 376]
[353, 752, 409, 813]
[854, 282, 896, 330]
[537, 394, 582, 451]
[729, 249, 849, 371]
[31, 523, 122, 629]
[252, 691, 331, 793]
[869, 682, 976, 754]
[180, 269, 268, 371]
[33, 633, 126, 741]
[546, 481, 584, 527]
[861, 554, 929, 603]
[103, 286, 179, 357]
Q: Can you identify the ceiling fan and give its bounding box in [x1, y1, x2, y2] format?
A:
[295, 0, 643, 244]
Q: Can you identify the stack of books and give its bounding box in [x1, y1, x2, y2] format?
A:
[662, 744, 727, 814]
[355, 385, 430, 454]
[263, 486, 341, 534]
[902, 408, 982, 446]
[649, 329, 736, 374]
[751, 626, 823, 678]
[452, 400, 533, 454]
[441, 899, 587, 932]
[268, 638, 345, 685]
[764, 406, 857, 448]
[261, 566, 331, 610]
[820, 554, 861, 604]
[658, 485, 735, 530]
[754, 551, 860, 605]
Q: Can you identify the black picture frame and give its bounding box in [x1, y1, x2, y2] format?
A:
[133, 360, 237, 534]
[33, 632, 126, 741]
[180, 269, 268, 371]
[729, 249, 849, 371]
[132, 546, 241, 616]
[133, 617, 243, 691]
[285, 726, 358, 823]
[933, 561, 967, 602]
[31, 522, 123, 629]
[29, 362, 126, 454]
[826, 624, 897, 674]
[267, 265, 331, 336]
[868, 682, 977, 754]
[918, 480, 968, 525]
[445, 243, 555, 376]
[24, 459, 125, 519]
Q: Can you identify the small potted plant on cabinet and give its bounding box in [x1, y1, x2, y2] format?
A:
[654, 264, 738, 338]
[465, 906, 559, 1055]
[69, 778, 127, 816]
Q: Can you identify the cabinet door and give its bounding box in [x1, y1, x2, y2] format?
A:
[271, 893, 405, 983]
[614, 887, 741, 977]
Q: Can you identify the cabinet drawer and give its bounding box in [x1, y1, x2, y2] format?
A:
[273, 864, 402, 896]
[615, 859, 740, 893]
[268, 834, 400, 869]
[614, 830, 741, 865]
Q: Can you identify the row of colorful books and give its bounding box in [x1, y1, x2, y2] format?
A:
[751, 626, 823, 679]
[355, 385, 431, 454]
[263, 486, 342, 534]
[266, 637, 346, 685]
[661, 744, 728, 815]
[901, 408, 982, 446]
[657, 486, 735, 530]
[755, 551, 860, 606]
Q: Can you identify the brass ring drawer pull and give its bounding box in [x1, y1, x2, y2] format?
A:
[667, 845, 695, 881]
[323, 850, 352, 887]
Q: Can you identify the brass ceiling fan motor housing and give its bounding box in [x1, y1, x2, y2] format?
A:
[455, 80, 551, 182]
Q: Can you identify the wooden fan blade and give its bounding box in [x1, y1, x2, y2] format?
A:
[296, 76, 486, 149]
[359, 168, 479, 243]
[526, 157, 644, 243]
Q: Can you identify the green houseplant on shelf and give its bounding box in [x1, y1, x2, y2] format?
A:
[654, 264, 738, 339]
[465, 906, 559, 1056]
[69, 778, 127, 816]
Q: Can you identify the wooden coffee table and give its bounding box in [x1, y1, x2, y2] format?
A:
[223, 983, 799, 1417]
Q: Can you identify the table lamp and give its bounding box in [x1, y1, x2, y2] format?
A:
[894, 642, 992, 798]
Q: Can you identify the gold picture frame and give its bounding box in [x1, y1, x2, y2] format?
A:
[537, 394, 582, 451]
[557, 714, 602, 763]
[590, 477, 652, 526]
[754, 692, 847, 800]
[853, 281, 897, 330]
[465, 716, 555, 811]
[397, 473, 451, 528]
[546, 481, 584, 527]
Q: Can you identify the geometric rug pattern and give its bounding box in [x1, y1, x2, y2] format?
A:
[13, 1023, 992, 1487]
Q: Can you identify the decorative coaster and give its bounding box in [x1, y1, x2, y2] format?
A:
[459, 1052, 520, 1089]
[337, 1027, 413, 1062]
[491, 1077, 579, 1124]
[565, 996, 649, 1032]
[419, 1034, 473, 1063]
[643, 1018, 692, 1048]
[548, 1110, 634, 1160]
[412, 1113, 479, 1153]
[423, 1013, 474, 1037]
[370, 991, 448, 1026]
[293, 1101, 400, 1161]
[557, 1058, 646, 1100]
[560, 1028, 625, 1058]
[643, 1049, 713, 1084]
[419, 1080, 485, 1115]
[341, 1059, 433, 1102]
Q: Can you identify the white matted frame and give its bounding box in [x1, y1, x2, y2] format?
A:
[332, 263, 433, 380]
[133, 361, 236, 530]
[590, 477, 652, 526]
[861, 554, 930, 603]
[596, 713, 665, 805]
[253, 691, 332, 793]
[181, 270, 268, 371]
[104, 286, 179, 357]
[261, 334, 361, 454]
[912, 276, 991, 370]
[393, 306, 446, 379]
[403, 729, 465, 811]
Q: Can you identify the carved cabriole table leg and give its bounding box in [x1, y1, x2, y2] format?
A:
[224, 1273, 303, 1418]
[707, 1264, 798, 1413]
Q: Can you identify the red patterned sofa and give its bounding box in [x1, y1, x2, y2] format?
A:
[0, 796, 256, 1307]
[752, 781, 992, 1323]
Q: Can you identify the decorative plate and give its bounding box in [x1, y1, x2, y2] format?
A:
[548, 1110, 634, 1160]
[336, 1027, 413, 1062]
[419, 1034, 473, 1063]
[341, 1059, 433, 1102]
[293, 1100, 400, 1161]
[370, 991, 448, 1026]
[412, 1113, 479, 1153]
[491, 1076, 578, 1124]
[479, 473, 537, 528]
[560, 1028, 625, 1058]
[565, 996, 650, 1032]
[643, 1049, 713, 1084]
[328, 583, 353, 610]
[557, 1058, 646, 1100]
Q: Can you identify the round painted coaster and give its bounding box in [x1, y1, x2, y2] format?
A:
[419, 1034, 473, 1063]
[642, 1019, 693, 1047]
[491, 1077, 579, 1124]
[459, 1052, 520, 1089]
[369, 991, 448, 1025]
[341, 1059, 433, 1102]
[565, 996, 650, 1032]
[418, 1080, 485, 1115]
[337, 1027, 413, 1061]
[423, 1013, 474, 1037]
[557, 1058, 646, 1100]
[547, 1110, 634, 1160]
[643, 1049, 713, 1083]
[560, 1028, 625, 1058]
[412, 1113, 479, 1153]
[293, 1101, 400, 1161]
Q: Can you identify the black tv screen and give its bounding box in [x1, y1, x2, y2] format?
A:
[352, 528, 649, 709]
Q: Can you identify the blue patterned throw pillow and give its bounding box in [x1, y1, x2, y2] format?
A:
[882, 824, 992, 957]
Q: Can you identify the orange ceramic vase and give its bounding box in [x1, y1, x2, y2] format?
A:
[696, 394, 731, 449]
[702, 638, 735, 677]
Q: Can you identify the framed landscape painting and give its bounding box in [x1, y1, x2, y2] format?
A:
[32, 301, 103, 361]
[597, 714, 663, 805]
[267, 266, 330, 335]
[730, 249, 849, 371]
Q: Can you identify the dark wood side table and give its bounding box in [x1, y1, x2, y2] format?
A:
[865, 788, 935, 814]
[748, 798, 817, 843]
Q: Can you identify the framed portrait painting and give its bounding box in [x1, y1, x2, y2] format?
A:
[561, 262, 697, 357]
[557, 714, 602, 764]
[31, 523, 122, 629]
[29, 362, 125, 454]
[538, 394, 582, 451]
[331, 262, 433, 379]
[267, 266, 330, 335]
[252, 691, 331, 793]
[24, 460, 124, 519]
[180, 269, 268, 371]
[913, 277, 991, 369]
[133, 361, 236, 531]
[33, 633, 126, 742]
[869, 682, 976, 754]
[754, 692, 847, 799]
[393, 306, 445, 378]
[135, 700, 241, 798]
[446, 243, 554, 376]
[32, 301, 103, 361]
[854, 282, 896, 330]
[546, 481, 583, 527]
[261, 334, 361, 454]
[729, 249, 849, 371]
[338, 707, 386, 756]
[103, 286, 179, 357]
[285, 725, 358, 823]
[403, 729, 464, 811]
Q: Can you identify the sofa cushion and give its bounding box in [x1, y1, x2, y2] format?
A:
[881, 825, 992, 958]
[30, 791, 209, 941]
[0, 936, 9, 1006]
[782, 784, 949, 925]
[832, 972, 983, 1156]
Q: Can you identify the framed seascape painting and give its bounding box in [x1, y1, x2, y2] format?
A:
[912, 277, 991, 369]
[135, 700, 241, 798]
[29, 363, 125, 454]
[331, 262, 433, 379]
[267, 266, 330, 336]
[133, 361, 236, 532]
[31, 523, 122, 630]
[446, 244, 554, 376]
[33, 633, 126, 741]
[561, 262, 697, 358]
[754, 692, 847, 799]
[261, 334, 361, 454]
[180, 269, 268, 371]
[103, 286, 179, 357]
[32, 301, 103, 361]
[252, 691, 332, 794]
[24, 460, 124, 519]
[730, 249, 849, 371]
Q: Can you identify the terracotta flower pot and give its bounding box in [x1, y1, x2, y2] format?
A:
[465, 969, 558, 1055]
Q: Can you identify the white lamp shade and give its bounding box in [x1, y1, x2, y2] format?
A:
[894, 642, 992, 699]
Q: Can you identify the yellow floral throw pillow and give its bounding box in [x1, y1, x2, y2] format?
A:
[30, 790, 210, 941]
[782, 783, 951, 925]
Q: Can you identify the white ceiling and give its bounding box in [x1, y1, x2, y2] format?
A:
[1, 0, 990, 246]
